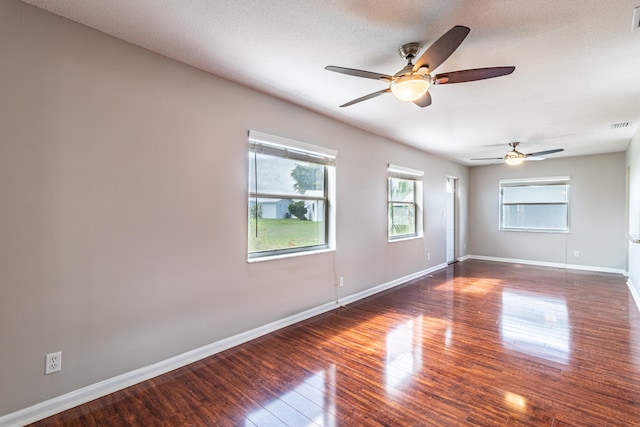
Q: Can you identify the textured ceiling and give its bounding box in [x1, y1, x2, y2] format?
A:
[21, 0, 640, 165]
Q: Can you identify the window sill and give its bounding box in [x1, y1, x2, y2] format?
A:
[388, 235, 423, 243]
[247, 247, 335, 263]
[500, 228, 569, 234]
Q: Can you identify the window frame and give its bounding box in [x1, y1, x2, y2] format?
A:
[387, 164, 424, 241]
[247, 131, 337, 261]
[499, 176, 570, 233]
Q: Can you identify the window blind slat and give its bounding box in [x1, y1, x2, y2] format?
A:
[250, 142, 335, 165]
[249, 130, 336, 166]
[388, 164, 424, 180]
[502, 185, 568, 204]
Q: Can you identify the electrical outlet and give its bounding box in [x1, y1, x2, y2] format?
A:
[427, 252, 431, 260]
[45, 351, 62, 374]
[573, 250, 580, 258]
[339, 277, 344, 287]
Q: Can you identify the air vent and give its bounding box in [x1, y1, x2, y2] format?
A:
[633, 6, 640, 31]
[611, 122, 632, 129]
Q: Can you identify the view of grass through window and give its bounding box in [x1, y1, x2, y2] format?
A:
[248, 217, 325, 251]
[248, 151, 327, 255]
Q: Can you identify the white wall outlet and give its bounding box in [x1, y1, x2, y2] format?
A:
[427, 252, 431, 260]
[339, 277, 344, 287]
[45, 351, 62, 374]
[573, 250, 580, 258]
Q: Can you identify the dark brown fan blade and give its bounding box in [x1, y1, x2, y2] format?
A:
[413, 26, 470, 72]
[470, 157, 504, 161]
[525, 148, 564, 157]
[434, 66, 515, 84]
[340, 89, 390, 107]
[413, 91, 432, 108]
[325, 66, 392, 81]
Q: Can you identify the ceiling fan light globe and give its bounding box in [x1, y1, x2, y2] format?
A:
[390, 74, 430, 101]
[504, 152, 524, 166]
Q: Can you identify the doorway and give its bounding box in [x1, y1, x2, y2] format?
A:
[446, 177, 457, 264]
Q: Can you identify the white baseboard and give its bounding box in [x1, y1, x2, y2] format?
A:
[466, 255, 626, 275]
[0, 263, 447, 427]
[628, 278, 640, 311]
[338, 263, 448, 306]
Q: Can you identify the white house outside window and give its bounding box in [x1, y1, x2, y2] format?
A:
[499, 176, 570, 232]
[248, 131, 336, 260]
[388, 164, 424, 240]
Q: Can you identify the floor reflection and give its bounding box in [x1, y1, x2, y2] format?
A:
[504, 391, 527, 412]
[444, 326, 453, 348]
[500, 290, 571, 364]
[245, 366, 337, 426]
[385, 316, 423, 393]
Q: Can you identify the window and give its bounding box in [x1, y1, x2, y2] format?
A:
[499, 176, 570, 232]
[388, 164, 423, 240]
[248, 131, 336, 259]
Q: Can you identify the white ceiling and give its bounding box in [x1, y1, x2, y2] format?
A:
[22, 0, 640, 165]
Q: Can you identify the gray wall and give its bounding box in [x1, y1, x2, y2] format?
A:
[0, 1, 468, 416]
[627, 126, 640, 298]
[468, 152, 627, 270]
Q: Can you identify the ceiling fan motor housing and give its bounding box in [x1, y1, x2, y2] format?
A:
[398, 42, 421, 62]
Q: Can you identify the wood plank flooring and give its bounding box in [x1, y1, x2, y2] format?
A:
[29, 260, 640, 426]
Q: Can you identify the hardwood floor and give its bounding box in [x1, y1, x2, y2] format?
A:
[30, 260, 640, 426]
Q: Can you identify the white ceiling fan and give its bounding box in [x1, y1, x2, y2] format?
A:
[471, 142, 564, 165]
[325, 26, 515, 108]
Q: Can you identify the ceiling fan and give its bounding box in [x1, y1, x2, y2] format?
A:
[325, 25, 515, 108]
[471, 142, 565, 165]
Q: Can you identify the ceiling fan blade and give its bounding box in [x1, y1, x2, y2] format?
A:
[325, 66, 392, 81]
[470, 157, 504, 161]
[526, 148, 564, 157]
[413, 26, 470, 72]
[340, 89, 390, 107]
[433, 66, 515, 84]
[413, 91, 432, 107]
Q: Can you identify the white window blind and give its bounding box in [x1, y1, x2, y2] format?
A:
[249, 130, 336, 166]
[500, 176, 570, 232]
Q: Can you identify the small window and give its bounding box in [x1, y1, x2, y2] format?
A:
[499, 176, 570, 232]
[388, 164, 424, 240]
[248, 131, 336, 259]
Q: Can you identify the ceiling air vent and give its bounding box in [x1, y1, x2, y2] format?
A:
[611, 122, 632, 129]
[633, 6, 640, 31]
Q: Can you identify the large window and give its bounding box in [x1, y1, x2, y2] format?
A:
[388, 164, 423, 240]
[499, 176, 570, 232]
[248, 131, 336, 259]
